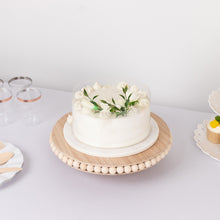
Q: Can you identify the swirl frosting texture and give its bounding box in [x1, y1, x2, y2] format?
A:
[71, 82, 151, 148]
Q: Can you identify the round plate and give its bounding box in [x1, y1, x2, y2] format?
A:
[208, 88, 220, 115]
[194, 120, 220, 161]
[63, 117, 159, 157]
[49, 113, 172, 175]
[0, 142, 24, 185]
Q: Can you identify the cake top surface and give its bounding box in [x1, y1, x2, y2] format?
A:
[73, 82, 150, 119]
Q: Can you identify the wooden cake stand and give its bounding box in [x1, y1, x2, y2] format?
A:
[49, 113, 172, 175]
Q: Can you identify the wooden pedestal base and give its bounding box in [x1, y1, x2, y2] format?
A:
[49, 113, 172, 175]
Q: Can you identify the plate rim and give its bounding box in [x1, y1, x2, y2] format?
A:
[0, 142, 24, 186]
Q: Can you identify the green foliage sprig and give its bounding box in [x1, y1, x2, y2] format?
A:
[101, 85, 139, 117]
[83, 85, 139, 117]
[83, 89, 102, 112]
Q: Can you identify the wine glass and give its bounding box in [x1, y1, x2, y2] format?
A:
[16, 87, 42, 126]
[8, 76, 32, 91]
[8, 76, 33, 120]
[0, 88, 13, 126]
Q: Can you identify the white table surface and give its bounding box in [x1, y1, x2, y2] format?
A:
[0, 88, 219, 220]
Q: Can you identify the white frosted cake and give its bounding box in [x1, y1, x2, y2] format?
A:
[69, 82, 151, 148]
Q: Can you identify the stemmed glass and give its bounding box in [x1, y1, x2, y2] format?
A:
[16, 87, 42, 126]
[8, 76, 33, 120]
[8, 76, 32, 91]
[0, 87, 13, 126]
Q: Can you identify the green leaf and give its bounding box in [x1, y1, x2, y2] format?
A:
[125, 99, 129, 108]
[93, 105, 102, 111]
[110, 106, 120, 112]
[215, 116, 220, 123]
[120, 106, 125, 111]
[116, 111, 127, 117]
[122, 85, 128, 94]
[101, 99, 114, 107]
[90, 100, 97, 106]
[120, 95, 125, 100]
[129, 100, 139, 106]
[82, 84, 139, 118]
[128, 93, 132, 100]
[101, 100, 108, 104]
[115, 106, 120, 111]
[93, 95, 98, 100]
[116, 112, 122, 117]
[83, 89, 89, 98]
[125, 85, 128, 93]
[110, 108, 116, 113]
[90, 101, 102, 111]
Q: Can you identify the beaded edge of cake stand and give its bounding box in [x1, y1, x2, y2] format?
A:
[49, 134, 172, 175]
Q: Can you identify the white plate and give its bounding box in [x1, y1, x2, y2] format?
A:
[0, 142, 24, 186]
[208, 88, 220, 115]
[194, 120, 220, 161]
[63, 117, 159, 158]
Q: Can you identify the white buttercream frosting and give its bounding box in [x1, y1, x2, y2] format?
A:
[207, 123, 220, 134]
[67, 115, 73, 124]
[74, 91, 83, 100]
[93, 82, 102, 90]
[74, 82, 150, 119]
[71, 82, 151, 148]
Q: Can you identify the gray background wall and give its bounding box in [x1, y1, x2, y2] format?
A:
[1, 0, 220, 112]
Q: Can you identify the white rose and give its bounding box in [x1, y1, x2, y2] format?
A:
[74, 91, 83, 100]
[129, 85, 138, 93]
[85, 86, 93, 94]
[116, 98, 125, 106]
[138, 98, 149, 107]
[81, 86, 93, 94]
[129, 93, 140, 101]
[81, 98, 94, 109]
[102, 85, 110, 89]
[137, 91, 148, 99]
[93, 82, 102, 90]
[117, 82, 128, 90]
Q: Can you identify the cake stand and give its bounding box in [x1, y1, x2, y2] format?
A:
[194, 88, 220, 160]
[49, 113, 172, 175]
[194, 120, 220, 161]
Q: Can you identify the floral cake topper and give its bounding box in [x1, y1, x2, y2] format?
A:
[83, 84, 139, 117]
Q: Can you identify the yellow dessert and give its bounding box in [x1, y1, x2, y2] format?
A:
[210, 120, 219, 128]
[207, 116, 220, 144]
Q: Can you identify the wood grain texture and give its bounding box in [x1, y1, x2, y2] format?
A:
[49, 113, 172, 175]
[0, 152, 14, 165]
[0, 142, 5, 150]
[0, 167, 22, 173]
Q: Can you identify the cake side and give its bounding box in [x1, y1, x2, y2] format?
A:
[71, 82, 151, 148]
[72, 107, 150, 148]
[207, 116, 220, 144]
